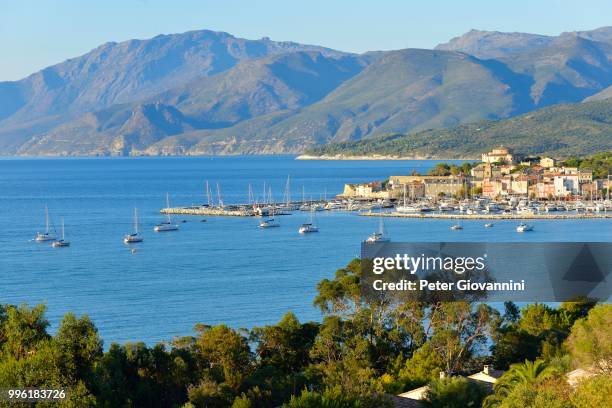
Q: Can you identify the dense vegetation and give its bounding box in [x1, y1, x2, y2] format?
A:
[304, 99, 612, 159]
[561, 151, 612, 179]
[1, 259, 610, 407]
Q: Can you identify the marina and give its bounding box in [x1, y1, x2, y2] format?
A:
[359, 211, 612, 220]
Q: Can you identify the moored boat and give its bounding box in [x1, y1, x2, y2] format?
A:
[52, 219, 70, 247]
[124, 208, 144, 243]
[35, 205, 57, 242]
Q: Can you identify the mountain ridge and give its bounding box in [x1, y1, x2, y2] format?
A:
[2, 26, 612, 156]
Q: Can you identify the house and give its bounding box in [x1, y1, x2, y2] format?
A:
[554, 175, 580, 197]
[540, 157, 556, 168]
[395, 366, 504, 406]
[481, 147, 519, 164]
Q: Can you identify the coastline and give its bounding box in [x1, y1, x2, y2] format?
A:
[296, 154, 478, 161]
[359, 212, 612, 220]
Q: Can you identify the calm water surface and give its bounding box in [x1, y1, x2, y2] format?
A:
[0, 156, 610, 345]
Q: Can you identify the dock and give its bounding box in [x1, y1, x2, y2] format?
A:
[359, 212, 612, 220]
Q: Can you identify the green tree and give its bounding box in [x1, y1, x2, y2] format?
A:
[55, 313, 103, 386]
[494, 379, 572, 408]
[423, 376, 488, 408]
[488, 359, 556, 404]
[195, 324, 252, 391]
[1, 304, 49, 359]
[566, 304, 612, 373]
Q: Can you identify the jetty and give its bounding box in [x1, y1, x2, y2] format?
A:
[160, 200, 326, 217]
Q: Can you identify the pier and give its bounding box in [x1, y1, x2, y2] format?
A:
[160, 200, 326, 217]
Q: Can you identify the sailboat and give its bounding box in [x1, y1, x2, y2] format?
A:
[365, 217, 390, 243]
[154, 194, 179, 232]
[298, 207, 319, 233]
[35, 205, 57, 242]
[259, 200, 280, 228]
[52, 219, 70, 247]
[124, 208, 144, 243]
[516, 223, 534, 232]
[396, 184, 421, 213]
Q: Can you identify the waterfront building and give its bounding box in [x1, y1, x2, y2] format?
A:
[388, 175, 465, 198]
[340, 181, 391, 199]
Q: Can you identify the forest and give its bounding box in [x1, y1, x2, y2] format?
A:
[1, 259, 610, 407]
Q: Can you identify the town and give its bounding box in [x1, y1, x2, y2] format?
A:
[341, 147, 612, 216]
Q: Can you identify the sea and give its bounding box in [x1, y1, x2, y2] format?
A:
[1, 156, 610, 346]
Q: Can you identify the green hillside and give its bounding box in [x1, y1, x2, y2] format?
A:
[304, 99, 612, 158]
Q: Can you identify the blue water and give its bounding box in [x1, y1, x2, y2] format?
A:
[1, 156, 610, 345]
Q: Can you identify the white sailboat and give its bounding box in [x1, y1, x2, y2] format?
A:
[154, 193, 179, 232]
[124, 208, 144, 243]
[35, 205, 57, 242]
[259, 200, 280, 228]
[365, 217, 390, 243]
[52, 219, 70, 247]
[396, 184, 421, 213]
[299, 208, 319, 234]
[516, 223, 534, 232]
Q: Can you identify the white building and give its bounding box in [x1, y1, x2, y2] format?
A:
[554, 175, 580, 197]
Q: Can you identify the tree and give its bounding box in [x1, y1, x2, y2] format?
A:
[489, 359, 556, 403]
[428, 303, 500, 375]
[195, 324, 252, 391]
[55, 313, 103, 386]
[396, 342, 443, 389]
[423, 376, 488, 408]
[283, 386, 390, 408]
[566, 304, 612, 373]
[493, 379, 572, 408]
[1, 304, 49, 359]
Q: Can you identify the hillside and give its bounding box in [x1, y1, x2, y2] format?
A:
[303, 99, 612, 159]
[584, 85, 612, 102]
[2, 26, 612, 155]
[0, 30, 347, 152]
[17, 52, 366, 156]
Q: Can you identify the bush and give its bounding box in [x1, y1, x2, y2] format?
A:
[423, 376, 489, 408]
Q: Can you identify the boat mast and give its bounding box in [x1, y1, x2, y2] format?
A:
[45, 205, 50, 233]
[216, 183, 223, 208]
[206, 181, 211, 207]
[61, 218, 65, 240]
[165, 193, 173, 223]
[285, 175, 291, 207]
[134, 208, 139, 234]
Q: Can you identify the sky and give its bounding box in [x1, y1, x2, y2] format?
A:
[1, 0, 611, 80]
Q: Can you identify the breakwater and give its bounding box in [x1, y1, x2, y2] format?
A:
[161, 207, 254, 217]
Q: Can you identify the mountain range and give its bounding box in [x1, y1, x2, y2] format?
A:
[1, 27, 612, 156]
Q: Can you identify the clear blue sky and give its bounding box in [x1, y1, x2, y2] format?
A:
[1, 0, 611, 80]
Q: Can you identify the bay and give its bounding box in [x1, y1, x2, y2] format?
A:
[0, 156, 610, 345]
